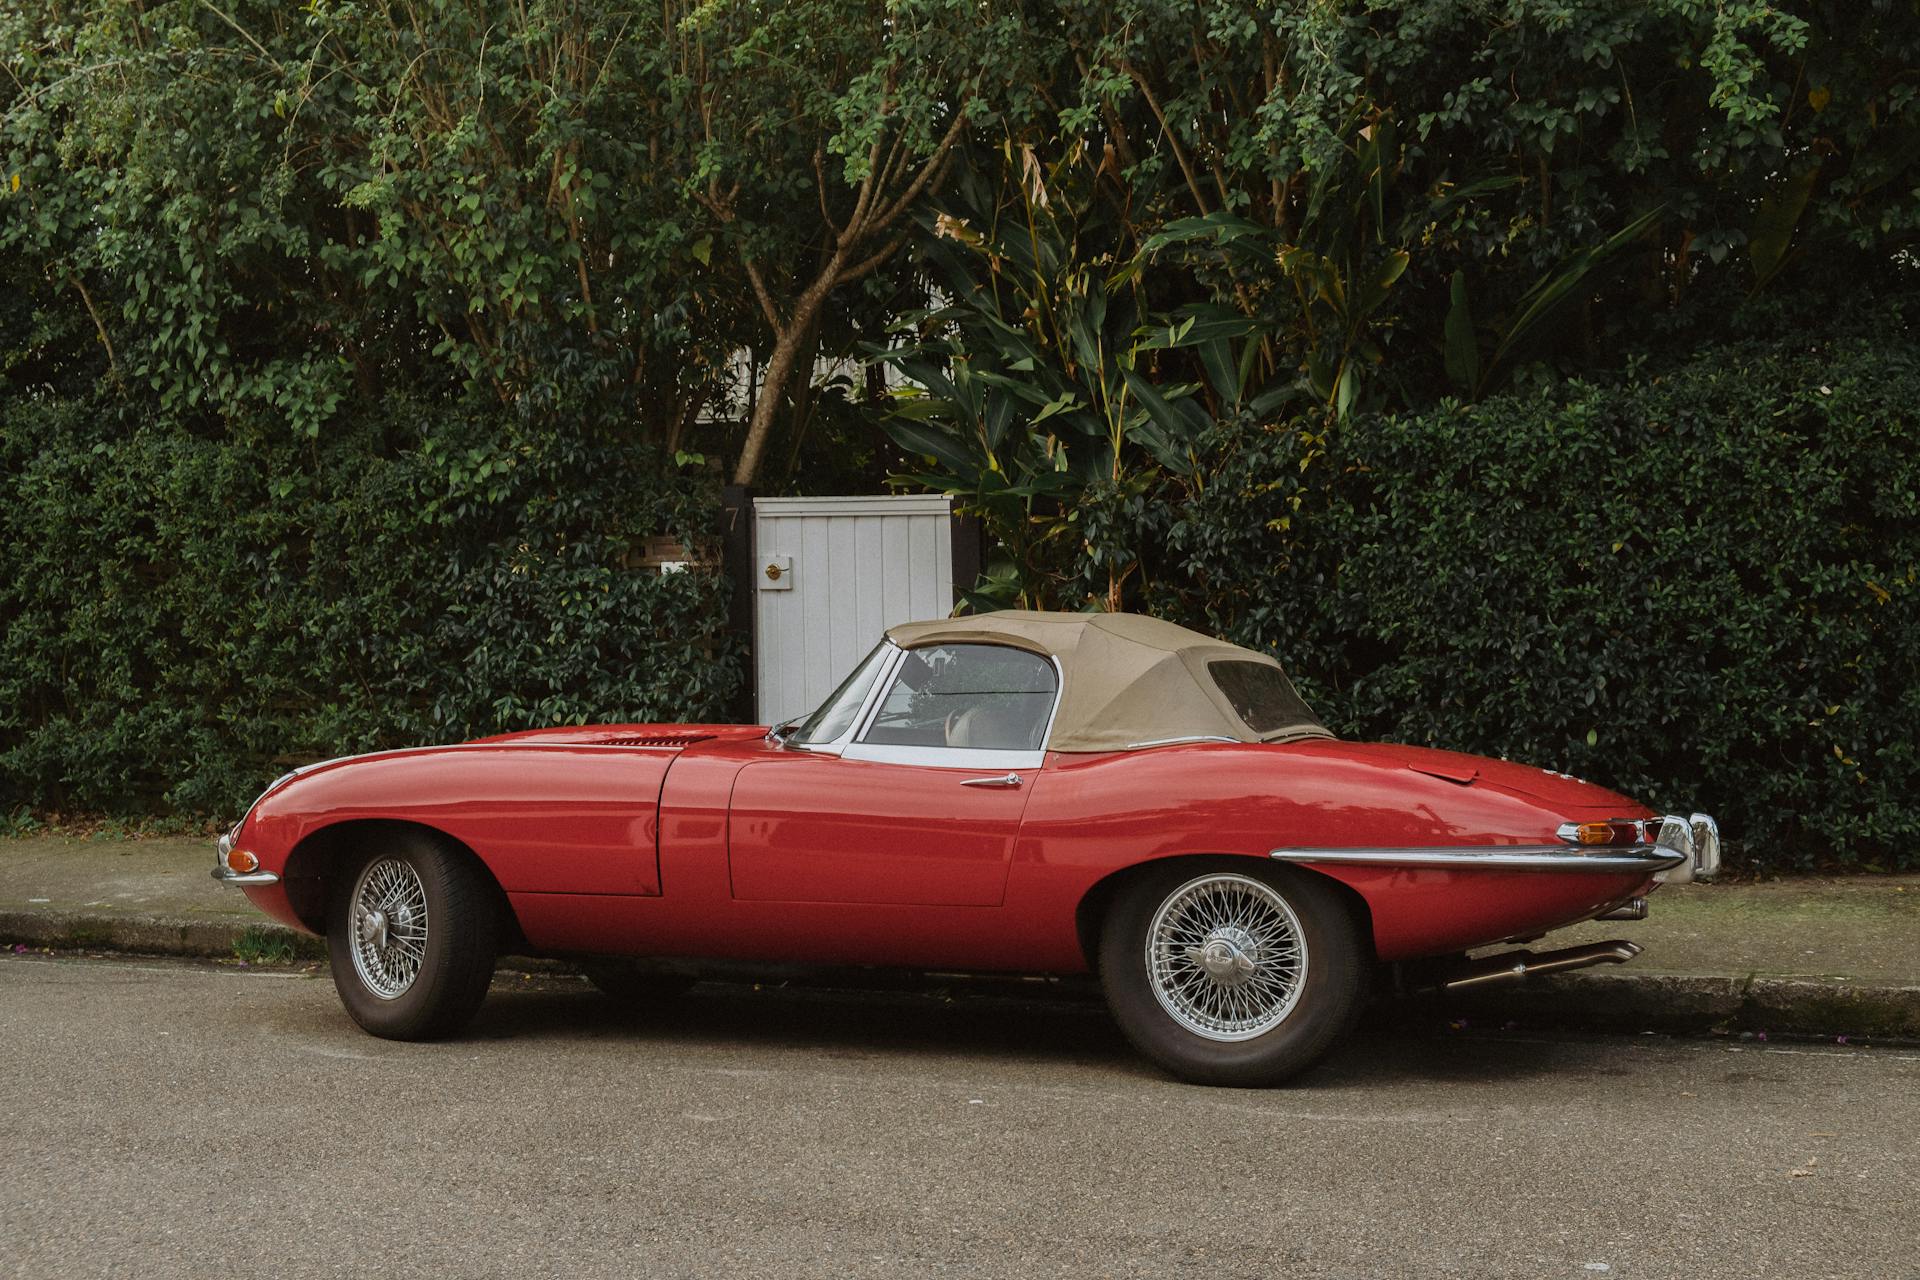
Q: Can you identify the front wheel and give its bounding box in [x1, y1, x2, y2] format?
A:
[326, 831, 500, 1040]
[1099, 862, 1367, 1086]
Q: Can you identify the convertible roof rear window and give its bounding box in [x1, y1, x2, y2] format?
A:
[1208, 660, 1322, 738]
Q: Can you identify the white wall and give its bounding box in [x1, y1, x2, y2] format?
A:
[752, 494, 955, 726]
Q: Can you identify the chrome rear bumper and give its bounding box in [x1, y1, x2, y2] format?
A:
[1652, 813, 1721, 884]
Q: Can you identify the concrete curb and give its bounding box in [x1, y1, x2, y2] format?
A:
[5, 909, 1916, 1040]
[1436, 969, 1920, 1040]
[0, 909, 326, 961]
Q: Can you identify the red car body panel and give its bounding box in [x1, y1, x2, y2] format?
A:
[727, 753, 1033, 906]
[234, 723, 1657, 971]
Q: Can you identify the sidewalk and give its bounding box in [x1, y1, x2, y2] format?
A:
[2, 833, 1915, 1038]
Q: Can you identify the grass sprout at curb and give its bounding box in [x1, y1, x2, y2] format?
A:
[233, 926, 300, 967]
[1, 808, 45, 838]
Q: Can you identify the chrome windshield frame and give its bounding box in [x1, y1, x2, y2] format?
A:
[783, 641, 907, 758]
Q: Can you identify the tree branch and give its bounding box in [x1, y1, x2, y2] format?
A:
[841, 79, 895, 240]
[871, 104, 971, 233]
[1126, 63, 1212, 218]
[66, 272, 117, 379]
[811, 145, 842, 240]
[202, 2, 285, 73]
[741, 256, 783, 332]
[832, 229, 910, 288]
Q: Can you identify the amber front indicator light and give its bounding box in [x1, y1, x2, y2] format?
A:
[225, 847, 260, 874]
[1572, 822, 1614, 845]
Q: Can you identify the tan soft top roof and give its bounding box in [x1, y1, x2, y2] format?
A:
[884, 610, 1328, 752]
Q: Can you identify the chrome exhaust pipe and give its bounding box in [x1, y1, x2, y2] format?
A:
[1444, 940, 1643, 990]
[1593, 896, 1648, 922]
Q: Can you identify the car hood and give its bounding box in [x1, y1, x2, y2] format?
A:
[249, 722, 763, 807]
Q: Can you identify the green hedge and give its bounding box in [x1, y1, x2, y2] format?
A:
[0, 399, 742, 818]
[1153, 324, 1919, 872]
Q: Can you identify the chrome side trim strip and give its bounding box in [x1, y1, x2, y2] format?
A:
[1269, 844, 1685, 872]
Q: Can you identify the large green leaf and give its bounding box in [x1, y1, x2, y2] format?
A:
[1135, 305, 1259, 351]
[881, 419, 980, 478]
[1748, 165, 1820, 291]
[1485, 206, 1664, 384]
[1139, 212, 1267, 255]
[1121, 370, 1199, 474]
[1443, 270, 1480, 393]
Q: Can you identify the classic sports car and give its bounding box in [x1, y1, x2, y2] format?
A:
[215, 610, 1718, 1085]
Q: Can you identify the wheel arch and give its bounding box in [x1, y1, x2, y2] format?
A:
[1073, 853, 1376, 974]
[282, 818, 525, 951]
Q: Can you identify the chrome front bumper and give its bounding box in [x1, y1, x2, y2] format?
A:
[212, 830, 280, 887]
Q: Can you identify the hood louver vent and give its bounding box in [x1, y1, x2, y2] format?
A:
[600, 733, 716, 749]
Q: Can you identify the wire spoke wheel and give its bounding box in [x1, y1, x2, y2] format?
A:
[1144, 872, 1309, 1042]
[328, 832, 499, 1041]
[348, 856, 430, 1000]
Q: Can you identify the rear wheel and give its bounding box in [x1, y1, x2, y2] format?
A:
[1099, 861, 1366, 1086]
[326, 831, 499, 1040]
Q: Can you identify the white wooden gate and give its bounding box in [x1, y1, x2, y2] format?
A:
[751, 494, 956, 726]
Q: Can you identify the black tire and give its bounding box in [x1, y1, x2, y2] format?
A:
[579, 960, 697, 1004]
[1098, 860, 1367, 1087]
[326, 829, 500, 1040]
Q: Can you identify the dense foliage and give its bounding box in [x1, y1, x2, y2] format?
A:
[4, 2, 1917, 864]
[0, 0, 1036, 481]
[1111, 307, 1920, 871]
[0, 396, 739, 816]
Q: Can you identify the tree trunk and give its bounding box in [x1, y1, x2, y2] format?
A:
[732, 290, 828, 486]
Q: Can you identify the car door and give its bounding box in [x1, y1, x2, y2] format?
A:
[727, 642, 1058, 907]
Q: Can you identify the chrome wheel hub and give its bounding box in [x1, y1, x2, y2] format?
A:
[1146, 873, 1308, 1042]
[348, 858, 429, 1000]
[1187, 926, 1259, 985]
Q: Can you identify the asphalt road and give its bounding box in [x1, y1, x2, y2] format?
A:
[2, 955, 1914, 1280]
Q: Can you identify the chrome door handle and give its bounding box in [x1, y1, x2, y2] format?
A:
[960, 772, 1023, 789]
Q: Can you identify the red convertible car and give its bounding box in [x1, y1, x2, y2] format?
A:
[215, 610, 1718, 1085]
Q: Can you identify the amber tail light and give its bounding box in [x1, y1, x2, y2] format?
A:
[1556, 819, 1653, 846]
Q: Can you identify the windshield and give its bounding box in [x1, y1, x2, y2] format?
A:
[785, 641, 891, 746]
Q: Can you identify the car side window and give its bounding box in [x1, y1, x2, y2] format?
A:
[858, 644, 1056, 751]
